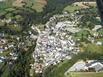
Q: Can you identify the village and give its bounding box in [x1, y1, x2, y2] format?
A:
[32, 12, 103, 73]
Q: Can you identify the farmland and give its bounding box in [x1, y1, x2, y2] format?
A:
[13, 0, 47, 12]
[64, 1, 96, 12]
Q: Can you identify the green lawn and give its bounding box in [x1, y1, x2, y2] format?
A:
[69, 72, 103, 77]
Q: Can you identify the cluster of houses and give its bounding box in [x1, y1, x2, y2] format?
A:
[33, 14, 81, 73]
[32, 12, 103, 73]
[0, 38, 18, 63]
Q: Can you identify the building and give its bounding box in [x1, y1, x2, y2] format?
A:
[65, 60, 103, 76]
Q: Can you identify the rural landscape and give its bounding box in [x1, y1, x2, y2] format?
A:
[0, 0, 103, 77]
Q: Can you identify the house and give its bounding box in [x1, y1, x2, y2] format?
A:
[0, 48, 4, 53]
[88, 61, 103, 72]
[96, 41, 102, 45]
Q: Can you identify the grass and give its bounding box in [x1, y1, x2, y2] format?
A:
[98, 28, 103, 35]
[0, 0, 46, 12]
[85, 43, 103, 54]
[0, 0, 13, 12]
[69, 72, 103, 77]
[1, 67, 10, 77]
[63, 5, 81, 13]
[74, 30, 90, 40]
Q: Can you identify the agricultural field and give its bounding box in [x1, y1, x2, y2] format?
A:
[12, 0, 47, 12]
[63, 1, 96, 12]
[69, 72, 103, 77]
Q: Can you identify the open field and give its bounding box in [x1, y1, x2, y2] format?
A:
[69, 72, 103, 77]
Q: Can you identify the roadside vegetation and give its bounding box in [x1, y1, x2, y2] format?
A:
[69, 71, 103, 77]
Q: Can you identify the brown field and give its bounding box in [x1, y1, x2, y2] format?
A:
[12, 0, 47, 12]
[32, 0, 47, 12]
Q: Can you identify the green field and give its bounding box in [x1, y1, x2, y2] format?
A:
[85, 43, 103, 53]
[63, 4, 81, 13]
[69, 72, 103, 77]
